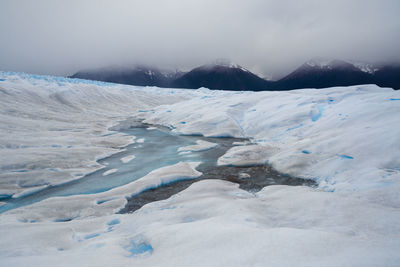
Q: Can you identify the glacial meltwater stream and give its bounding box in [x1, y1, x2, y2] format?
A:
[0, 124, 315, 214]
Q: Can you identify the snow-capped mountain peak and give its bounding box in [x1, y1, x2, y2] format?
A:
[305, 58, 335, 69]
[305, 58, 380, 74]
[350, 61, 380, 74]
[212, 59, 250, 72]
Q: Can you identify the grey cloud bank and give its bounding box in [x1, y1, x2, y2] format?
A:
[0, 0, 399, 77]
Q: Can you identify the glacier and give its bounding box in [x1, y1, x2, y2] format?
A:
[0, 72, 400, 266]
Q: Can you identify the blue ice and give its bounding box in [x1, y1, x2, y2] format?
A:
[390, 98, 400, 101]
[97, 198, 113, 205]
[0, 71, 115, 87]
[338, 154, 354, 159]
[123, 240, 153, 256]
[84, 233, 100, 240]
[183, 216, 195, 223]
[311, 106, 324, 122]
[0, 194, 12, 200]
[11, 169, 28, 173]
[287, 124, 304, 132]
[0, 126, 210, 213]
[102, 132, 117, 137]
[53, 216, 78, 222]
[107, 219, 120, 226]
[180, 121, 186, 124]
[160, 205, 176, 210]
[302, 150, 311, 154]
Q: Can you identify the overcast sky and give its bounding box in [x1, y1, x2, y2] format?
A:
[1, 0, 399, 78]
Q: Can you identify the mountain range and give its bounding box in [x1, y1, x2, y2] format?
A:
[70, 59, 400, 91]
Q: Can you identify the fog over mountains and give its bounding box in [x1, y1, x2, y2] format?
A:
[71, 59, 400, 91]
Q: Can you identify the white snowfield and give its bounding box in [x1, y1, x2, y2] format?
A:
[0, 72, 400, 266]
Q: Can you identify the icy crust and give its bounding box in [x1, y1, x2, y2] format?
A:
[1, 180, 399, 266]
[177, 140, 218, 153]
[0, 72, 189, 197]
[142, 85, 400, 206]
[3, 162, 202, 222]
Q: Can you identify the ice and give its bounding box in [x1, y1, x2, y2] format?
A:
[1, 71, 400, 266]
[122, 240, 153, 257]
[107, 219, 120, 226]
[143, 85, 400, 207]
[217, 145, 276, 166]
[2, 161, 202, 222]
[11, 185, 49, 199]
[1, 180, 399, 266]
[0, 71, 190, 197]
[310, 105, 324, 121]
[102, 169, 118, 176]
[232, 141, 252, 146]
[120, 155, 136, 163]
[177, 140, 218, 152]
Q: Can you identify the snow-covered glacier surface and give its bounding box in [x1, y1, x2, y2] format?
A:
[1, 72, 400, 266]
[142, 86, 400, 206]
[0, 72, 189, 198]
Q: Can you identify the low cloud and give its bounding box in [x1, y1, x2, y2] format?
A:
[1, 0, 399, 77]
